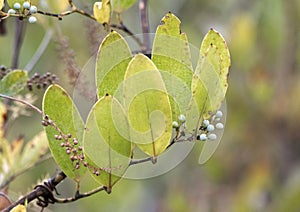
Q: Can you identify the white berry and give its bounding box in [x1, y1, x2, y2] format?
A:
[23, 1, 31, 9]
[29, 5, 37, 14]
[208, 133, 217, 140]
[178, 114, 186, 123]
[207, 124, 215, 132]
[199, 134, 207, 141]
[216, 123, 224, 129]
[203, 119, 209, 127]
[14, 2, 21, 10]
[8, 9, 16, 14]
[172, 121, 179, 128]
[215, 110, 223, 118]
[28, 16, 37, 24]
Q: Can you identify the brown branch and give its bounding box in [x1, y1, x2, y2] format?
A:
[54, 185, 108, 203]
[2, 172, 67, 212]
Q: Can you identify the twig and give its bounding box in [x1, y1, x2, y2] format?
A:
[54, 186, 107, 203]
[24, 30, 53, 72]
[139, 0, 150, 53]
[37, 8, 96, 21]
[0, 94, 43, 115]
[129, 156, 156, 165]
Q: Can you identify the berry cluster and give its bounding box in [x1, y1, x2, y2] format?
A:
[172, 114, 186, 129]
[197, 110, 224, 141]
[41, 115, 103, 176]
[7, 1, 38, 24]
[27, 72, 58, 91]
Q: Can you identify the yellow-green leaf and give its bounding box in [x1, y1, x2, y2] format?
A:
[83, 95, 131, 189]
[191, 29, 230, 120]
[123, 54, 172, 157]
[93, 0, 111, 24]
[42, 84, 85, 182]
[200, 28, 230, 91]
[96, 31, 132, 98]
[152, 12, 193, 121]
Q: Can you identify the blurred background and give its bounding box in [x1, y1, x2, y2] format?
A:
[1, 0, 300, 211]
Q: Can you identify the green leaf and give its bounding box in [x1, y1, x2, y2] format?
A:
[152, 12, 193, 87]
[123, 54, 172, 157]
[0, 70, 27, 95]
[93, 0, 111, 24]
[83, 95, 131, 189]
[191, 29, 230, 120]
[111, 0, 136, 13]
[152, 12, 193, 121]
[42, 84, 85, 182]
[96, 31, 132, 98]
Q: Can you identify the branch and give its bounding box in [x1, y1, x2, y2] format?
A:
[54, 185, 107, 203]
[37, 7, 96, 21]
[129, 156, 156, 166]
[2, 172, 67, 212]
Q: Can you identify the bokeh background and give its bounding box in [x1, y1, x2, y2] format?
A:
[1, 0, 300, 211]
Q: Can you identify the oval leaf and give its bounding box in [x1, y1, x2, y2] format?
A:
[93, 0, 111, 24]
[190, 29, 230, 121]
[42, 84, 85, 182]
[0, 70, 27, 95]
[123, 54, 172, 157]
[96, 31, 132, 98]
[83, 95, 131, 189]
[152, 12, 193, 121]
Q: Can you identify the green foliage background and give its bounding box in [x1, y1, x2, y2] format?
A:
[1, 0, 300, 211]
